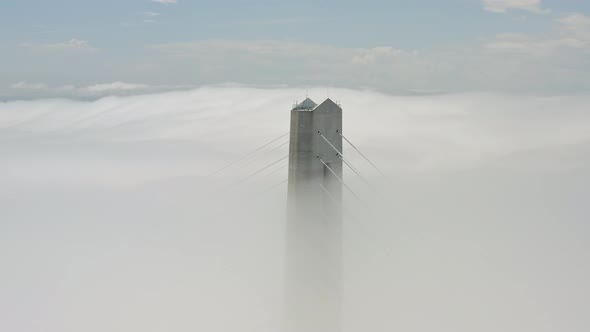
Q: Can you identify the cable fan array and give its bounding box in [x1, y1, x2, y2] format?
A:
[208, 132, 291, 195]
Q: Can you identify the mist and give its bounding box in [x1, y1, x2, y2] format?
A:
[1, 87, 589, 332]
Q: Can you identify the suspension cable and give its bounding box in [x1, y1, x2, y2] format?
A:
[265, 163, 288, 177]
[208, 132, 289, 177]
[338, 131, 387, 177]
[318, 131, 343, 157]
[243, 156, 288, 182]
[224, 155, 288, 190]
[318, 131, 372, 187]
[320, 183, 339, 203]
[260, 178, 288, 195]
[240, 140, 288, 169]
[339, 156, 372, 188]
[319, 179, 394, 263]
[268, 141, 289, 153]
[318, 157, 363, 203]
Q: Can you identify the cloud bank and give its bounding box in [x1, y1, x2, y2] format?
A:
[2, 87, 589, 180]
[1, 87, 589, 332]
[152, 0, 177, 4]
[7, 81, 190, 98]
[483, 0, 550, 14]
[19, 39, 97, 54]
[5, 12, 590, 98]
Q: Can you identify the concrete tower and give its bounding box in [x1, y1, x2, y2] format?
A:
[286, 98, 343, 332]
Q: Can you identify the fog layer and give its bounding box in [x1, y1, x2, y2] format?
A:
[1, 87, 589, 332]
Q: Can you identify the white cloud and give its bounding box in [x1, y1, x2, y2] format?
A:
[557, 13, 590, 43]
[7, 29, 590, 98]
[2, 87, 589, 174]
[151, 40, 338, 58]
[140, 11, 160, 23]
[485, 33, 579, 55]
[19, 39, 97, 54]
[1, 87, 589, 332]
[485, 13, 590, 55]
[145, 38, 590, 93]
[8, 81, 162, 97]
[10, 81, 48, 90]
[141, 11, 160, 17]
[152, 0, 177, 4]
[351, 47, 405, 65]
[86, 82, 150, 92]
[483, 0, 550, 14]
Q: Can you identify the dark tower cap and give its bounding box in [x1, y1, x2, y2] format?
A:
[292, 98, 318, 111]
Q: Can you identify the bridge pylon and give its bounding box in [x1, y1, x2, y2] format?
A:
[285, 97, 343, 332]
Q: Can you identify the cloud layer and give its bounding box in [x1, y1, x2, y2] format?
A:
[7, 81, 189, 98]
[152, 0, 177, 4]
[1, 87, 589, 332]
[5, 12, 590, 98]
[19, 39, 97, 54]
[483, 0, 550, 14]
[2, 87, 589, 175]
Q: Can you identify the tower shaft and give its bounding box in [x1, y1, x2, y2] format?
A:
[286, 98, 343, 332]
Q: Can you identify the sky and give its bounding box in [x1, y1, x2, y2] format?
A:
[2, 1, 590, 332]
[2, 0, 590, 98]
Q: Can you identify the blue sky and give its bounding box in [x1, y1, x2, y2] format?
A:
[2, 4, 590, 331]
[1, 0, 590, 97]
[1, 0, 558, 47]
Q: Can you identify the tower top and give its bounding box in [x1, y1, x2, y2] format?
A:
[314, 98, 342, 113]
[292, 98, 318, 111]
